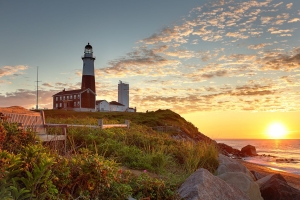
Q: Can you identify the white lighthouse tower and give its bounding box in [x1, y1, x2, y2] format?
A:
[81, 43, 96, 93]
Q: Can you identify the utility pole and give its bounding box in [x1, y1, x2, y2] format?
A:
[36, 66, 41, 110]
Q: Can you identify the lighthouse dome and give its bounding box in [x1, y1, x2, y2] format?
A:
[84, 43, 93, 54]
[85, 43, 92, 49]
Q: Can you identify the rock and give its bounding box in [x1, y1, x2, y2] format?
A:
[276, 158, 298, 163]
[178, 168, 250, 200]
[217, 154, 255, 180]
[256, 174, 286, 187]
[251, 170, 265, 181]
[218, 172, 263, 200]
[241, 145, 257, 157]
[217, 143, 242, 157]
[257, 173, 300, 200]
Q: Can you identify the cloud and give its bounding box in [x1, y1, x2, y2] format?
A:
[288, 18, 300, 23]
[95, 47, 181, 78]
[286, 3, 293, 9]
[0, 89, 56, 109]
[261, 16, 273, 24]
[267, 27, 294, 35]
[280, 75, 297, 86]
[248, 43, 272, 50]
[201, 70, 228, 79]
[42, 83, 54, 87]
[261, 51, 300, 71]
[232, 84, 276, 96]
[274, 2, 283, 8]
[0, 65, 28, 78]
[0, 80, 12, 85]
[226, 32, 249, 39]
[164, 49, 195, 59]
[139, 24, 193, 45]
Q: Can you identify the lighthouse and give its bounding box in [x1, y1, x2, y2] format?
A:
[81, 43, 96, 93]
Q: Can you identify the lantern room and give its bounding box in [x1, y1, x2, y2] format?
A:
[84, 43, 93, 54]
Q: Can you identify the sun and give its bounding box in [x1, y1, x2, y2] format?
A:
[266, 122, 288, 139]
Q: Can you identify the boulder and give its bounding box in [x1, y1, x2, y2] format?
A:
[217, 154, 255, 180]
[218, 172, 263, 200]
[256, 174, 286, 187]
[178, 168, 250, 200]
[217, 143, 242, 157]
[241, 145, 257, 157]
[256, 173, 300, 200]
[251, 170, 265, 181]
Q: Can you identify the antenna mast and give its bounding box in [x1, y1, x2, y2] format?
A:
[36, 66, 41, 110]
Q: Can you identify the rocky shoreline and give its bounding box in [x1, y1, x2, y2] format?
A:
[177, 143, 300, 200]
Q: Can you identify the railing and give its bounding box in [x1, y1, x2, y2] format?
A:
[1, 111, 67, 153]
[98, 119, 130, 129]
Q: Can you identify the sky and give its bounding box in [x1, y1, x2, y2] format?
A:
[1, 0, 300, 139]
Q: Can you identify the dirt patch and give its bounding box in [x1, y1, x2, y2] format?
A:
[0, 106, 40, 116]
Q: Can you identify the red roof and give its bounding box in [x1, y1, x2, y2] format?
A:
[53, 88, 95, 96]
[109, 101, 124, 106]
[96, 100, 108, 104]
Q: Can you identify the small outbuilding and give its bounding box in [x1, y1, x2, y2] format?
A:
[109, 101, 126, 112]
[96, 100, 110, 112]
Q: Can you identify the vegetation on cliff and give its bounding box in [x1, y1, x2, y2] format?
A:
[0, 109, 218, 199]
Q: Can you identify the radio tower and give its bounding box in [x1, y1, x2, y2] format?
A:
[36, 66, 41, 110]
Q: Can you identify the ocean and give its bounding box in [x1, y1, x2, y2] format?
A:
[216, 139, 300, 175]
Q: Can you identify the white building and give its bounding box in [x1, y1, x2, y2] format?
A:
[109, 101, 126, 112]
[96, 100, 110, 112]
[118, 81, 129, 109]
[95, 81, 136, 112]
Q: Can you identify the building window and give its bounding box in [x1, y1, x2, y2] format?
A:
[59, 103, 62, 107]
[78, 94, 80, 98]
[74, 95, 76, 99]
[74, 102, 76, 107]
[77, 102, 80, 106]
[60, 96, 62, 100]
[67, 96, 69, 100]
[56, 96, 58, 101]
[63, 96, 65, 100]
[56, 103, 58, 108]
[70, 95, 72, 99]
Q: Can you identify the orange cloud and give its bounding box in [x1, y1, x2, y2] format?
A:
[0, 65, 28, 78]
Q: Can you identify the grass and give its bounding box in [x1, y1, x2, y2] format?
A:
[44, 109, 213, 142]
[0, 109, 219, 199]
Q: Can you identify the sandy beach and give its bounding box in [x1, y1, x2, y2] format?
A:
[239, 160, 300, 190]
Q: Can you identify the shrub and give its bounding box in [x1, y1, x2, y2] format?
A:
[130, 172, 180, 200]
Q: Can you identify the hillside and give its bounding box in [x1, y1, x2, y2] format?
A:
[44, 109, 213, 143]
[1, 108, 219, 199]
